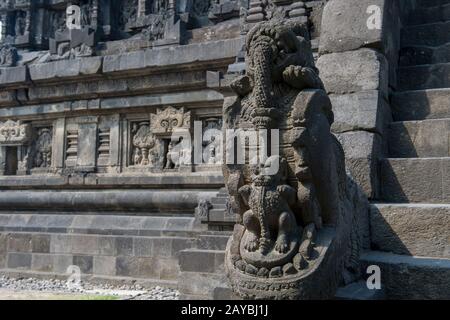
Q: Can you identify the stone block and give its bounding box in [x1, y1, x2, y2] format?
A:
[31, 234, 51, 253]
[320, 0, 387, 53]
[317, 49, 389, 98]
[158, 258, 180, 280]
[361, 251, 450, 299]
[151, 238, 173, 258]
[29, 57, 102, 82]
[53, 255, 73, 274]
[370, 203, 450, 258]
[391, 88, 450, 121]
[7, 252, 32, 269]
[398, 63, 450, 91]
[330, 90, 391, 135]
[71, 235, 99, 255]
[133, 238, 153, 257]
[98, 237, 116, 256]
[31, 254, 54, 272]
[0, 66, 27, 85]
[7, 233, 32, 253]
[388, 119, 450, 158]
[115, 237, 133, 256]
[137, 257, 161, 279]
[179, 250, 217, 273]
[50, 234, 73, 254]
[0, 234, 6, 268]
[73, 255, 93, 274]
[380, 158, 448, 203]
[402, 21, 450, 47]
[337, 131, 383, 198]
[171, 238, 196, 257]
[93, 256, 116, 276]
[116, 256, 139, 277]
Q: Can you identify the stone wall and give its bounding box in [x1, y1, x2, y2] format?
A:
[316, 0, 417, 199]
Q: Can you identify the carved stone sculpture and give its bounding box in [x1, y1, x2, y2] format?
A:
[150, 107, 191, 134]
[0, 120, 31, 145]
[34, 128, 52, 168]
[0, 44, 17, 67]
[223, 21, 368, 299]
[132, 122, 158, 166]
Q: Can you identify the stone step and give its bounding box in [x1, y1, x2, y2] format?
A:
[398, 63, 450, 91]
[197, 234, 230, 250]
[0, 231, 197, 281]
[334, 281, 385, 300]
[399, 44, 450, 66]
[370, 203, 450, 258]
[360, 251, 450, 299]
[0, 213, 201, 237]
[391, 88, 450, 121]
[402, 21, 450, 47]
[380, 158, 450, 203]
[417, 0, 450, 7]
[388, 119, 450, 158]
[408, 3, 450, 26]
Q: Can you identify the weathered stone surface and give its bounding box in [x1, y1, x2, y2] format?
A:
[330, 90, 391, 135]
[0, 66, 27, 85]
[399, 44, 450, 67]
[388, 119, 450, 158]
[93, 256, 116, 276]
[361, 251, 450, 299]
[73, 255, 94, 274]
[103, 38, 244, 74]
[29, 57, 103, 82]
[398, 63, 450, 91]
[317, 49, 388, 98]
[380, 158, 450, 203]
[319, 0, 390, 54]
[337, 131, 384, 198]
[31, 254, 54, 272]
[391, 88, 450, 121]
[7, 234, 32, 253]
[407, 3, 450, 26]
[7, 253, 32, 269]
[370, 203, 450, 258]
[402, 21, 450, 47]
[179, 249, 223, 273]
[31, 234, 51, 253]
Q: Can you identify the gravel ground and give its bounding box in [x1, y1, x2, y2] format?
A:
[0, 275, 179, 300]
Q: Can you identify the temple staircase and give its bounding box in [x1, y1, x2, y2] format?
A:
[361, 0, 450, 299]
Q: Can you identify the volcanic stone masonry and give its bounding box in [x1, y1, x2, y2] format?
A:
[0, 0, 449, 300]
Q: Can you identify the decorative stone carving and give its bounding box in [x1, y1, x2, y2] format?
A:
[202, 118, 222, 165]
[141, 14, 166, 41]
[34, 128, 52, 168]
[0, 120, 31, 145]
[131, 121, 159, 167]
[223, 21, 368, 299]
[0, 44, 17, 67]
[197, 199, 213, 218]
[150, 107, 191, 135]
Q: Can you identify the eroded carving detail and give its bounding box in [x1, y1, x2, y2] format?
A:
[0, 44, 17, 67]
[34, 128, 52, 168]
[0, 120, 31, 145]
[150, 106, 191, 134]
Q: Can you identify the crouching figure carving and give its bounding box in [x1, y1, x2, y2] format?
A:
[223, 21, 369, 299]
